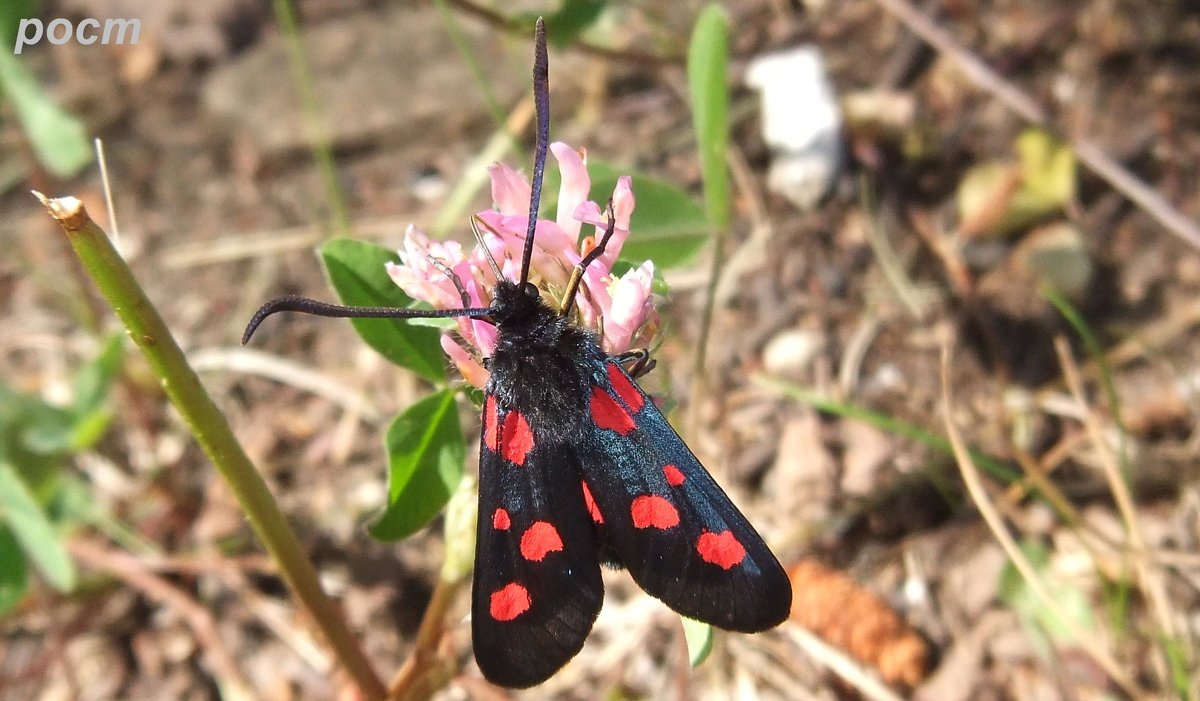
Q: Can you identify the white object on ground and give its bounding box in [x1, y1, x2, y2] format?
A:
[745, 46, 843, 211]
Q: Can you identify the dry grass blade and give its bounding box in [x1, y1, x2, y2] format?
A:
[188, 346, 381, 422]
[783, 627, 907, 701]
[93, 138, 120, 251]
[1053, 336, 1186, 682]
[938, 338, 1145, 699]
[713, 144, 774, 307]
[158, 217, 404, 269]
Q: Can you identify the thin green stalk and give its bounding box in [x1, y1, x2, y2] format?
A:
[272, 0, 350, 236]
[432, 0, 509, 130]
[755, 375, 1019, 483]
[35, 194, 386, 700]
[1042, 285, 1130, 474]
[686, 4, 731, 385]
[429, 0, 527, 237]
[387, 474, 476, 700]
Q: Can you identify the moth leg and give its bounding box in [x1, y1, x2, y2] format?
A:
[426, 256, 470, 309]
[612, 348, 655, 379]
[558, 201, 617, 318]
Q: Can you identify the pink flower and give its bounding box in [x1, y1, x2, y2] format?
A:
[388, 143, 658, 388]
[440, 334, 489, 389]
[385, 226, 498, 355]
[605, 261, 658, 352]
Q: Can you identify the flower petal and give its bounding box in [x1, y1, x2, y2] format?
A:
[573, 176, 634, 269]
[441, 334, 490, 388]
[603, 261, 655, 352]
[551, 142, 590, 242]
[389, 148, 653, 382]
[488, 163, 532, 216]
[387, 227, 468, 309]
[476, 210, 579, 287]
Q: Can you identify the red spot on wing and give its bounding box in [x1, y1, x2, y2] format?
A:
[492, 508, 510, 530]
[590, 387, 635, 435]
[489, 582, 531, 621]
[519, 521, 564, 561]
[500, 410, 534, 465]
[663, 464, 686, 486]
[696, 531, 746, 570]
[484, 395, 500, 452]
[606, 363, 645, 412]
[630, 495, 679, 529]
[581, 480, 604, 524]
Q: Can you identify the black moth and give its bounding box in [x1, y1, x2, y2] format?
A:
[243, 18, 791, 689]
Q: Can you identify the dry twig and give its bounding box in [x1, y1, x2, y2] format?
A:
[68, 539, 256, 700]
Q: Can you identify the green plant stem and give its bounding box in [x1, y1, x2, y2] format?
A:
[387, 576, 462, 701]
[686, 4, 731, 394]
[272, 0, 350, 237]
[755, 375, 1019, 483]
[432, 0, 508, 131]
[1042, 285, 1130, 475]
[388, 474, 476, 700]
[35, 194, 386, 700]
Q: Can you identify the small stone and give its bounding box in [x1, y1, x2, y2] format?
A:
[745, 46, 843, 211]
[762, 327, 825, 378]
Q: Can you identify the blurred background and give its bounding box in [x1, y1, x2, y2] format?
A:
[2, 0, 1198, 699]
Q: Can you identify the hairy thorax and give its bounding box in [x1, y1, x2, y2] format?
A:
[487, 321, 601, 443]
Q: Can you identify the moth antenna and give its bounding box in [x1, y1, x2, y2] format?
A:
[242, 295, 490, 345]
[471, 215, 505, 280]
[519, 17, 549, 286]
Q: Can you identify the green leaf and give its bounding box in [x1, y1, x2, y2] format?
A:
[67, 409, 113, 452]
[0, 524, 28, 615]
[687, 5, 731, 230]
[0, 384, 74, 493]
[73, 333, 124, 418]
[510, 1, 608, 48]
[540, 160, 710, 269]
[544, 0, 608, 48]
[369, 389, 466, 541]
[0, 461, 75, 591]
[592, 162, 710, 267]
[0, 51, 92, 177]
[1017, 129, 1075, 208]
[998, 539, 1095, 656]
[0, 0, 38, 46]
[681, 616, 713, 666]
[321, 238, 446, 383]
[956, 129, 1075, 238]
[20, 421, 74, 454]
[68, 333, 124, 450]
[11, 395, 75, 457]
